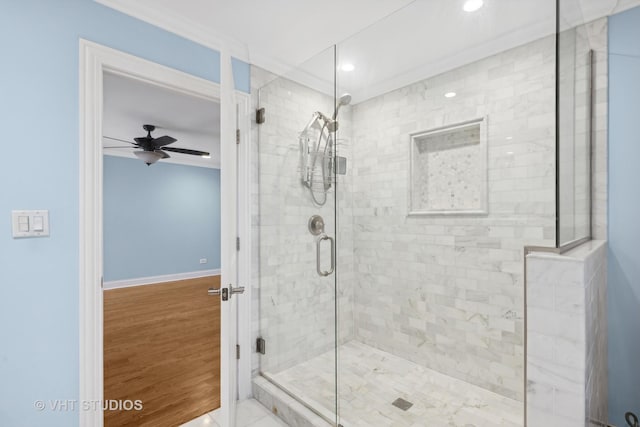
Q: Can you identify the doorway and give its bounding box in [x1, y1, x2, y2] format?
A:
[101, 70, 223, 426]
[79, 40, 251, 427]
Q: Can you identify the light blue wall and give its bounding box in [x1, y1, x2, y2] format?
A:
[608, 6, 640, 425]
[103, 156, 220, 282]
[0, 1, 247, 426]
[231, 57, 251, 94]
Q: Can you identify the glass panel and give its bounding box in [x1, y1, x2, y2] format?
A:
[256, 46, 338, 424]
[333, 0, 557, 424]
[557, 0, 593, 246]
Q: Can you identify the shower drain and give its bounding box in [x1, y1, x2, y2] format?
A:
[392, 397, 413, 411]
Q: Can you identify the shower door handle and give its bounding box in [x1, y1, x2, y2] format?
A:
[316, 234, 335, 277]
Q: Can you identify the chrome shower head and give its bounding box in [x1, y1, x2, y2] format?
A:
[333, 93, 352, 120]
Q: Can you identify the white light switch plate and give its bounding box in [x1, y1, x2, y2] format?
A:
[11, 210, 50, 238]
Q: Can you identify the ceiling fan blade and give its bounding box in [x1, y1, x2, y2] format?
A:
[155, 150, 170, 159]
[134, 137, 150, 145]
[162, 146, 210, 156]
[153, 135, 177, 147]
[103, 136, 138, 145]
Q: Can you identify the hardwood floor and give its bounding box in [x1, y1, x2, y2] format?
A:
[104, 275, 221, 427]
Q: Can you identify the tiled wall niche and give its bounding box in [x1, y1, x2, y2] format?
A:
[409, 118, 488, 215]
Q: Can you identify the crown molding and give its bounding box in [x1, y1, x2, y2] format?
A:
[95, 0, 250, 61]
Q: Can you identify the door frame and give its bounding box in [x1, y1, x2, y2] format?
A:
[79, 39, 252, 426]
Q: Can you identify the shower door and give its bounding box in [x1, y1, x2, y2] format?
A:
[256, 46, 341, 424]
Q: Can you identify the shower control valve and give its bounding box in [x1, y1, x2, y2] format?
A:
[308, 215, 325, 236]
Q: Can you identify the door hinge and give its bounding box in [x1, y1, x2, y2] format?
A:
[256, 107, 265, 124]
[236, 129, 240, 144]
[236, 237, 240, 251]
[236, 344, 241, 360]
[256, 337, 266, 355]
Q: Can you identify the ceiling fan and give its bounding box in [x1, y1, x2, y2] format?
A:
[103, 124, 210, 165]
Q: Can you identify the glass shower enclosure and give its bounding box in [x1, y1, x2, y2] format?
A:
[252, 0, 598, 425]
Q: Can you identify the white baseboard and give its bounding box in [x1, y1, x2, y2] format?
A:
[104, 269, 221, 290]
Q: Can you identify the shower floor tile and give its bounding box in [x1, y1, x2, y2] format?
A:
[268, 341, 523, 426]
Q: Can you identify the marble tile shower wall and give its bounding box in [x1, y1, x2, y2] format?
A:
[349, 36, 558, 401]
[251, 66, 356, 375]
[526, 241, 607, 426]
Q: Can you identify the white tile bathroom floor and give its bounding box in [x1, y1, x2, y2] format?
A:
[180, 398, 288, 427]
[268, 341, 524, 427]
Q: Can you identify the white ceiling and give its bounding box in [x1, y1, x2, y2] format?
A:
[281, 0, 640, 102]
[96, 0, 416, 72]
[96, 0, 640, 83]
[97, 0, 640, 103]
[96, 1, 640, 171]
[102, 72, 221, 168]
[335, 0, 558, 102]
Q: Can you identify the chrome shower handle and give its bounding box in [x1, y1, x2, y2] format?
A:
[316, 234, 335, 277]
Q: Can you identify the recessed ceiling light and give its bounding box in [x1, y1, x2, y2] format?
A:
[340, 63, 355, 72]
[463, 0, 484, 12]
[506, 136, 513, 140]
[202, 154, 211, 159]
[444, 92, 457, 98]
[507, 151, 514, 155]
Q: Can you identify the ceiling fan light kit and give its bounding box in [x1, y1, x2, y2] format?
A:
[104, 124, 211, 166]
[134, 150, 163, 165]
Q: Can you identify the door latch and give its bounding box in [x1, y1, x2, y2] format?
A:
[208, 285, 243, 301]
